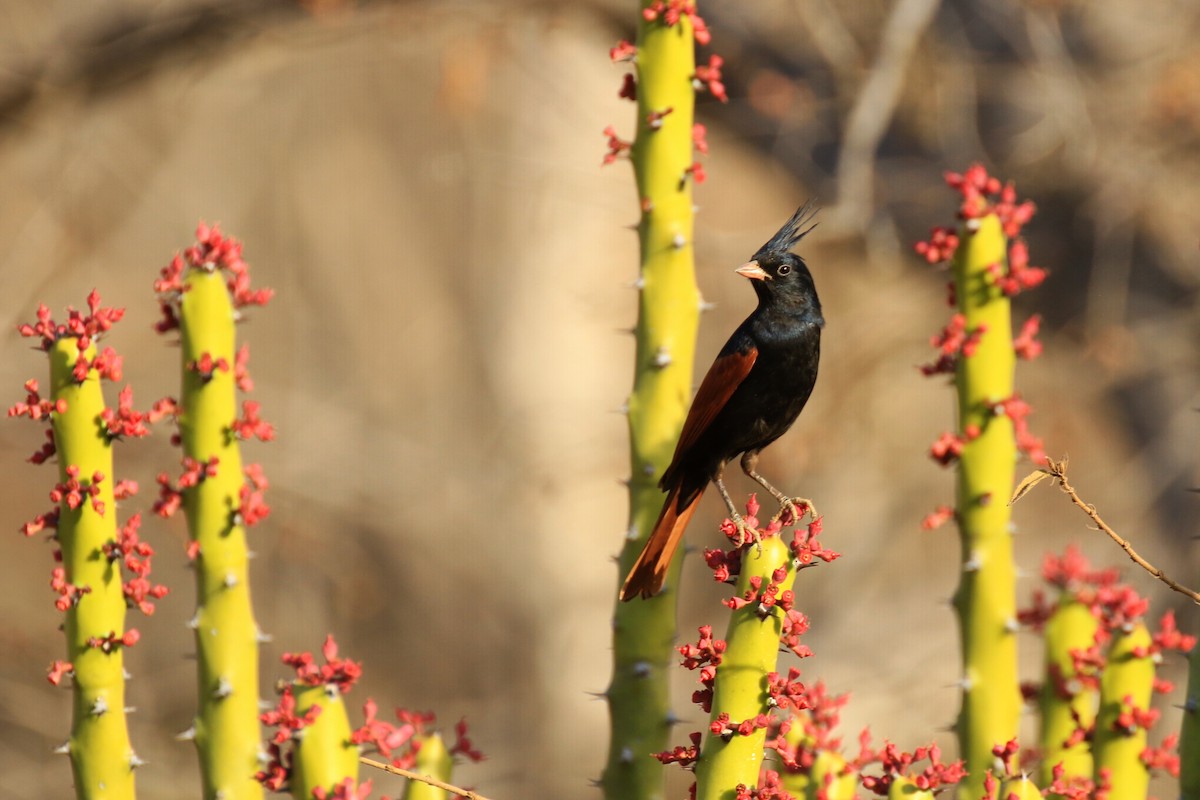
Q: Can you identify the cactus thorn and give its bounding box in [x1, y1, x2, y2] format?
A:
[965, 217, 982, 232]
[222, 571, 238, 588]
[964, 551, 983, 571]
[629, 276, 646, 290]
[125, 705, 137, 714]
[642, 463, 656, 476]
[90, 696, 109, 716]
[699, 298, 716, 312]
[619, 746, 635, 764]
[214, 677, 234, 699]
[632, 660, 652, 678]
[255, 627, 273, 643]
[176, 725, 197, 741]
[625, 524, 639, 541]
[652, 347, 672, 368]
[53, 740, 71, 755]
[129, 752, 147, 769]
[671, 233, 687, 249]
[186, 612, 200, 630]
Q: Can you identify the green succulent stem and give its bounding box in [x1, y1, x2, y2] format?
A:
[402, 734, 453, 800]
[694, 536, 798, 800]
[289, 685, 358, 800]
[177, 267, 263, 799]
[1180, 640, 1200, 798]
[999, 775, 1042, 799]
[49, 339, 137, 799]
[1038, 595, 1098, 788]
[779, 743, 854, 800]
[1092, 621, 1154, 798]
[603, 5, 700, 800]
[886, 777, 935, 799]
[949, 212, 1021, 799]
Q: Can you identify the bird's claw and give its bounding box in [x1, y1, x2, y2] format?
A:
[730, 515, 763, 552]
[771, 496, 817, 527]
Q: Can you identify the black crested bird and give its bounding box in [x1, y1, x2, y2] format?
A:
[621, 203, 824, 600]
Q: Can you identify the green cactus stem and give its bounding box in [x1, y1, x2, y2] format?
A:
[694, 535, 798, 800]
[604, 5, 702, 800]
[886, 777, 934, 800]
[999, 774, 1042, 799]
[1038, 595, 1098, 786]
[1092, 621, 1154, 798]
[1181, 640, 1200, 798]
[49, 338, 138, 799]
[289, 684, 358, 800]
[790, 750, 855, 800]
[949, 211, 1022, 799]
[175, 262, 264, 799]
[402, 734, 453, 800]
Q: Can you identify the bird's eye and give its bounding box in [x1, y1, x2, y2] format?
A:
[777, 264, 792, 276]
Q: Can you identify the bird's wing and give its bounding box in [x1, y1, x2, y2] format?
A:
[672, 343, 758, 459]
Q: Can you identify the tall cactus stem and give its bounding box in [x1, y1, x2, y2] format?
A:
[694, 535, 798, 800]
[948, 212, 1022, 799]
[1092, 621, 1154, 798]
[402, 733, 453, 800]
[1180, 640, 1200, 798]
[289, 685, 358, 800]
[178, 266, 263, 800]
[1038, 595, 1098, 786]
[604, 4, 700, 800]
[49, 338, 137, 800]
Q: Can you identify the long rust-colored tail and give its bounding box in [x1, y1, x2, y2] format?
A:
[619, 484, 703, 601]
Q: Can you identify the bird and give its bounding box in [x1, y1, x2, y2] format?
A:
[620, 203, 824, 601]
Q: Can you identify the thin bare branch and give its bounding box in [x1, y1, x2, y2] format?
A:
[1034, 457, 1200, 604]
[360, 756, 495, 800]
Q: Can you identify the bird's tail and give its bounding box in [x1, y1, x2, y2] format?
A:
[619, 483, 703, 601]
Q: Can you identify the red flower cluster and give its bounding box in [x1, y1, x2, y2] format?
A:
[694, 54, 727, 102]
[642, 0, 711, 45]
[283, 634, 364, 695]
[155, 222, 273, 332]
[920, 313, 986, 376]
[17, 290, 125, 352]
[103, 513, 169, 616]
[859, 740, 966, 796]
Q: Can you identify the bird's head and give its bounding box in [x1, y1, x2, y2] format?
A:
[735, 202, 821, 313]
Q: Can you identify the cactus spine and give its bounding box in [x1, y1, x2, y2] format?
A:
[604, 4, 701, 800]
[948, 211, 1022, 798]
[49, 337, 137, 799]
[694, 535, 798, 800]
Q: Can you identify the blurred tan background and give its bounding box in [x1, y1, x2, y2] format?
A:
[1, 1, 1197, 798]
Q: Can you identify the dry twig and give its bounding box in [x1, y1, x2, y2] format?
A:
[360, 756, 494, 800]
[1011, 456, 1200, 604]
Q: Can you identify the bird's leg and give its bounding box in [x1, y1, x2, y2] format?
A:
[740, 451, 818, 526]
[714, 464, 761, 550]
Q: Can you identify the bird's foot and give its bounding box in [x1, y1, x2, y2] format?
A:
[724, 513, 763, 552]
[771, 496, 818, 528]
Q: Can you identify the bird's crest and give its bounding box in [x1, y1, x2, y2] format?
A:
[753, 200, 819, 261]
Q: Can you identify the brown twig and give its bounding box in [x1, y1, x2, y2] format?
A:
[1013, 457, 1200, 604]
[359, 756, 494, 800]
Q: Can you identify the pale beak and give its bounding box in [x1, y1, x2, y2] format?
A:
[735, 261, 769, 281]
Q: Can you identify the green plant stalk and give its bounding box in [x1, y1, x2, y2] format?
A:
[1038, 595, 1098, 788]
[402, 733, 453, 800]
[1180, 640, 1200, 798]
[999, 775, 1042, 799]
[289, 685, 358, 799]
[178, 268, 263, 800]
[949, 212, 1021, 799]
[777, 722, 854, 799]
[50, 339, 137, 799]
[695, 536, 797, 800]
[887, 777, 934, 799]
[603, 5, 700, 800]
[1092, 621, 1153, 798]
